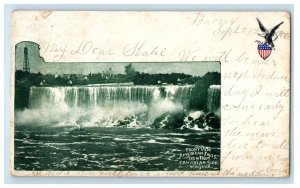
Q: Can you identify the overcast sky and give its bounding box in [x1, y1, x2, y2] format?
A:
[16, 42, 220, 76]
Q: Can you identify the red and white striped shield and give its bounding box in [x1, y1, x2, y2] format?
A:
[258, 44, 272, 60]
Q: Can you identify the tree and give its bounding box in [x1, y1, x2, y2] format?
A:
[189, 72, 221, 111]
[124, 63, 137, 77]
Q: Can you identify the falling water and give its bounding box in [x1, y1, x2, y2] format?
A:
[206, 85, 221, 112]
[29, 85, 193, 109]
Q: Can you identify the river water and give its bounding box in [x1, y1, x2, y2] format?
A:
[15, 125, 220, 171]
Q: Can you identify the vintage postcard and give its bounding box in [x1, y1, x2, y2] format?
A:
[10, 11, 290, 177]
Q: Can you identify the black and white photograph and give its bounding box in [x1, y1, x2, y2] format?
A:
[14, 41, 221, 171]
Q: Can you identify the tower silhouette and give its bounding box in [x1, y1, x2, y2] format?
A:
[23, 47, 30, 73]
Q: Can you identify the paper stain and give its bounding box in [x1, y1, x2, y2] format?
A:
[41, 11, 52, 19]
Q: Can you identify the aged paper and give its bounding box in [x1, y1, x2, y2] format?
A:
[10, 11, 290, 177]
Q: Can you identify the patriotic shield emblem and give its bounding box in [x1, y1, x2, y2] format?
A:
[258, 43, 272, 60]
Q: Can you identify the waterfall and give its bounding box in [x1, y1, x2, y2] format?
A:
[206, 85, 221, 112]
[29, 85, 193, 109]
[19, 85, 223, 129]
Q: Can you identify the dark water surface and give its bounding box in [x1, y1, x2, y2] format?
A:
[15, 125, 220, 171]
